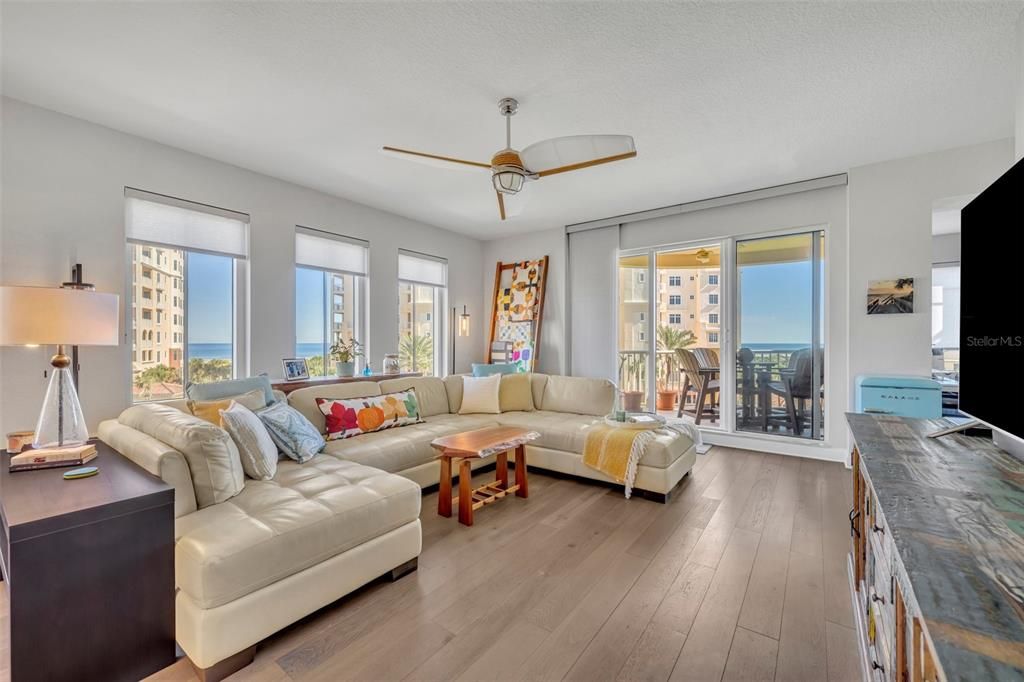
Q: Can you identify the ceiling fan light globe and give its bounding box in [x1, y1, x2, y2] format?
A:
[493, 170, 524, 195]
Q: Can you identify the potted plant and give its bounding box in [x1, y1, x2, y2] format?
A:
[655, 326, 696, 411]
[619, 352, 646, 412]
[329, 337, 364, 377]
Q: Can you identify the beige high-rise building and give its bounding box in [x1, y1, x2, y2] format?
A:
[618, 266, 720, 351]
[130, 245, 184, 378]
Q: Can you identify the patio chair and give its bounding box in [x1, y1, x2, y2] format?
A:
[694, 347, 719, 370]
[676, 348, 719, 424]
[767, 348, 823, 436]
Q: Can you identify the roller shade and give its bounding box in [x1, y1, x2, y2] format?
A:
[125, 188, 248, 258]
[398, 250, 446, 287]
[295, 227, 368, 276]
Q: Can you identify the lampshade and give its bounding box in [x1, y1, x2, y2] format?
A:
[458, 305, 470, 337]
[0, 286, 120, 346]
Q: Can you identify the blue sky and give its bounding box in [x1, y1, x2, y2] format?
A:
[738, 261, 822, 345]
[295, 267, 325, 345]
[186, 252, 233, 344]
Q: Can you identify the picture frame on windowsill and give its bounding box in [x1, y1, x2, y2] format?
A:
[281, 357, 310, 381]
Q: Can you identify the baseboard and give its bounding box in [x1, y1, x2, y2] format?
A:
[701, 431, 847, 462]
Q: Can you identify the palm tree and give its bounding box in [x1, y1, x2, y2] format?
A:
[656, 325, 696, 352]
[399, 334, 434, 373]
[656, 325, 696, 388]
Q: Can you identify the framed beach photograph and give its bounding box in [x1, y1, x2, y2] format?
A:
[867, 278, 914, 315]
[281, 357, 310, 381]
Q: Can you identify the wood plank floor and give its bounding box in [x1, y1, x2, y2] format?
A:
[3, 447, 861, 682]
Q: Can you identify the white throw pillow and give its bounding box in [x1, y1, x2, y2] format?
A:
[458, 374, 501, 415]
[220, 401, 278, 481]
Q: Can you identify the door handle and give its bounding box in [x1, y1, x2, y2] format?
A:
[849, 508, 861, 538]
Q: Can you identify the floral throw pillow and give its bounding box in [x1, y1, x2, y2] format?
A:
[316, 390, 423, 441]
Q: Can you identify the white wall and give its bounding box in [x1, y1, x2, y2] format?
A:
[932, 233, 960, 265]
[846, 138, 1012, 391]
[479, 228, 567, 375]
[1017, 10, 1023, 160]
[0, 97, 485, 435]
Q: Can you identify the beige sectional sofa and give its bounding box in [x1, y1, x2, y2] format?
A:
[98, 373, 695, 679]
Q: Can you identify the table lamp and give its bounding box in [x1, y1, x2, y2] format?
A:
[0, 285, 120, 449]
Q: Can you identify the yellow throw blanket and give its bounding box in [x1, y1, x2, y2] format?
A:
[583, 423, 659, 499]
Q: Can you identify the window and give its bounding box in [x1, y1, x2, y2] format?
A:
[708, 293, 719, 305]
[689, 294, 694, 300]
[668, 314, 682, 324]
[126, 189, 248, 402]
[708, 274, 719, 285]
[668, 275, 681, 286]
[638, 272, 645, 283]
[294, 227, 369, 377]
[708, 313, 719, 324]
[639, 312, 645, 321]
[398, 250, 447, 376]
[932, 263, 960, 373]
[707, 332, 719, 344]
[669, 295, 682, 305]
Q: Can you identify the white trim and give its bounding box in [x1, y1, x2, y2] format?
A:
[566, 173, 848, 234]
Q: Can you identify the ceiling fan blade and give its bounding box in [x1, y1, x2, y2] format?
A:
[521, 135, 636, 177]
[382, 146, 491, 170]
[496, 191, 506, 221]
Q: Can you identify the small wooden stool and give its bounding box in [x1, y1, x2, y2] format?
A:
[431, 426, 535, 526]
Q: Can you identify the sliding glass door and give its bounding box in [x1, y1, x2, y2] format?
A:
[653, 245, 722, 426]
[618, 243, 723, 426]
[735, 231, 824, 440]
[617, 229, 825, 442]
[617, 253, 650, 412]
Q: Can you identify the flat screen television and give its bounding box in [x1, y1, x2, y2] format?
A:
[959, 155, 1024, 450]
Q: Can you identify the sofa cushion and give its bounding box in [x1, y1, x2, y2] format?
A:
[459, 375, 501, 415]
[220, 401, 278, 481]
[174, 458, 420, 609]
[287, 382, 382, 433]
[531, 374, 549, 409]
[378, 377, 450, 418]
[119, 403, 245, 508]
[187, 388, 267, 426]
[186, 376, 276, 407]
[540, 375, 615, 416]
[495, 411, 692, 469]
[256, 401, 325, 463]
[443, 375, 464, 413]
[317, 390, 423, 441]
[322, 414, 498, 473]
[499, 372, 535, 412]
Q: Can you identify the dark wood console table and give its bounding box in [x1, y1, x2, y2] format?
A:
[847, 413, 1024, 681]
[0, 439, 175, 681]
[272, 371, 422, 395]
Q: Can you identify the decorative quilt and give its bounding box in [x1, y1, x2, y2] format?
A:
[316, 390, 423, 441]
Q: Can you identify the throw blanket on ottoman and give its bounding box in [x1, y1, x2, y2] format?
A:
[583, 424, 659, 499]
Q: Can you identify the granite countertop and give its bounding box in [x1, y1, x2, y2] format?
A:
[847, 413, 1024, 681]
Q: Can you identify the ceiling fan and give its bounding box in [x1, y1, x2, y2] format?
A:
[383, 97, 636, 220]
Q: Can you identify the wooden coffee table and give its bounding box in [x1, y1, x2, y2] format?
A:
[431, 426, 538, 526]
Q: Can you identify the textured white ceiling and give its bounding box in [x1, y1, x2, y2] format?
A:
[2, 2, 1021, 239]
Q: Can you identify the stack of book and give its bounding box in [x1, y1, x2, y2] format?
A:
[9, 443, 98, 472]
